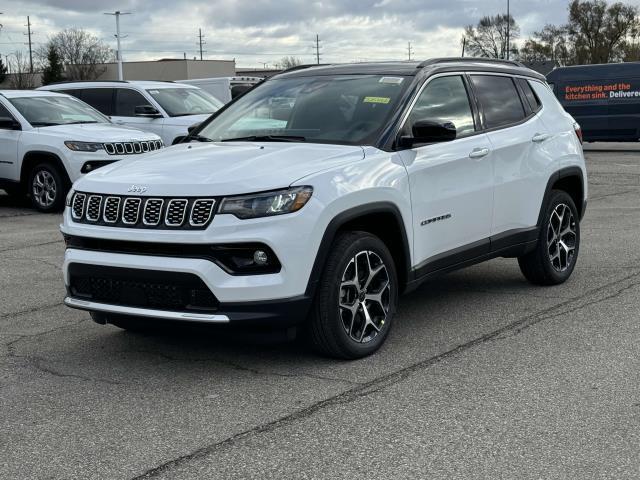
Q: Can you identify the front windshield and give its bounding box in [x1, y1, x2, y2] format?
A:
[197, 74, 411, 145]
[9, 95, 109, 127]
[146, 88, 224, 117]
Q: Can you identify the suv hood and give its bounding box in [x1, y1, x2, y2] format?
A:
[35, 123, 160, 142]
[75, 142, 365, 196]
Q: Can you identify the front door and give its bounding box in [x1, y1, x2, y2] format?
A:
[397, 74, 494, 272]
[0, 101, 21, 181]
[111, 88, 165, 138]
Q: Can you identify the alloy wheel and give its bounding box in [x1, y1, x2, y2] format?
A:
[547, 203, 576, 272]
[339, 250, 391, 343]
[32, 169, 57, 209]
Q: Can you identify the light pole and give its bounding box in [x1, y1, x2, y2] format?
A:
[506, 0, 510, 60]
[104, 11, 130, 81]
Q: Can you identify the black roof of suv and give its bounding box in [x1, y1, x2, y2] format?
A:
[276, 58, 546, 81]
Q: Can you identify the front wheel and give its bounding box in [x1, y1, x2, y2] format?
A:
[308, 231, 398, 359]
[28, 162, 66, 212]
[518, 190, 580, 285]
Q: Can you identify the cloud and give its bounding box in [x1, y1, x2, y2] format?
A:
[1, 0, 639, 67]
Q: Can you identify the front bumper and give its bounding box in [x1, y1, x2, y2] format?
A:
[64, 294, 312, 327]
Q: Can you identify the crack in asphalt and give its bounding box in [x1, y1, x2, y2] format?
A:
[129, 269, 640, 479]
[0, 239, 63, 253]
[0, 301, 65, 320]
[127, 349, 360, 386]
[588, 189, 633, 202]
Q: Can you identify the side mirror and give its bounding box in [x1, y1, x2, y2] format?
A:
[134, 105, 162, 118]
[400, 120, 456, 147]
[0, 118, 21, 131]
[187, 122, 201, 134]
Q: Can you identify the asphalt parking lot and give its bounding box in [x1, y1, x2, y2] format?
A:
[1, 144, 639, 480]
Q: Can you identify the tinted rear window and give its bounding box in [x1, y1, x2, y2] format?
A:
[80, 89, 114, 116]
[471, 75, 525, 129]
[519, 79, 541, 112]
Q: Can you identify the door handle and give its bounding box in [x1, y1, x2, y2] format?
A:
[469, 147, 490, 159]
[532, 133, 551, 143]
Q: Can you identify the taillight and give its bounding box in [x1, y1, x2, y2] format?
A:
[573, 122, 583, 145]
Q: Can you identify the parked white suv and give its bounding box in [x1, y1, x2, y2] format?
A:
[39, 81, 224, 145]
[61, 59, 587, 358]
[0, 90, 162, 212]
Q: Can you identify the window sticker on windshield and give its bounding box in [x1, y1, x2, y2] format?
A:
[149, 90, 160, 94]
[379, 77, 404, 85]
[363, 96, 391, 104]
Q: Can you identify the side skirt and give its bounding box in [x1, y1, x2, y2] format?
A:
[405, 226, 539, 292]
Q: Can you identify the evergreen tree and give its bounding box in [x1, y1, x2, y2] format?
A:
[41, 45, 64, 85]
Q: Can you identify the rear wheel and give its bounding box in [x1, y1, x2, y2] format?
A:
[308, 231, 398, 359]
[518, 190, 580, 285]
[28, 162, 66, 212]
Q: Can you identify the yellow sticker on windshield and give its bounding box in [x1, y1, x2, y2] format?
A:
[363, 96, 391, 104]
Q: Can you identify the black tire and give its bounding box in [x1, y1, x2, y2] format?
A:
[28, 162, 67, 212]
[518, 190, 580, 285]
[308, 231, 398, 359]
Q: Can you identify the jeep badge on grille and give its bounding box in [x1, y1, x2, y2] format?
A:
[127, 185, 148, 194]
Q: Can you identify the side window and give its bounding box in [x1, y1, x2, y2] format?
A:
[0, 102, 18, 129]
[518, 78, 542, 112]
[81, 89, 114, 116]
[114, 89, 151, 117]
[405, 75, 475, 138]
[470, 75, 526, 129]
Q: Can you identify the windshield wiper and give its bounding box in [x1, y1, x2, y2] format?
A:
[189, 134, 214, 142]
[220, 135, 306, 143]
[65, 121, 100, 125]
[30, 122, 60, 127]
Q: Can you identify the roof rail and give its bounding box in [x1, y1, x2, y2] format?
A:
[417, 57, 525, 69]
[279, 63, 329, 74]
[46, 79, 130, 85]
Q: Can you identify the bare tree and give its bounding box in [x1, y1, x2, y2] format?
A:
[44, 28, 115, 80]
[519, 25, 573, 65]
[567, 0, 639, 63]
[8, 51, 38, 89]
[278, 56, 303, 69]
[463, 14, 520, 59]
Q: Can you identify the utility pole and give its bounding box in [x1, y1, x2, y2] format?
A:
[315, 34, 321, 64]
[25, 16, 33, 73]
[407, 41, 414, 61]
[104, 11, 130, 81]
[461, 37, 466, 57]
[198, 28, 205, 60]
[506, 0, 510, 60]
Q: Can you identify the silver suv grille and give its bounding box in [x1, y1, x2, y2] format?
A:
[69, 192, 216, 230]
[103, 140, 163, 155]
[85, 195, 103, 222]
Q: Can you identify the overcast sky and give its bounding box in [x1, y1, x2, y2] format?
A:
[1, 0, 640, 68]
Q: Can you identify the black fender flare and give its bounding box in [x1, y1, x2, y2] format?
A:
[304, 202, 412, 298]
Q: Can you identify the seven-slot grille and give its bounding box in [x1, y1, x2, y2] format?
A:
[70, 192, 216, 229]
[103, 140, 163, 155]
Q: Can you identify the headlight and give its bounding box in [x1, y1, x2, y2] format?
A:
[65, 188, 75, 207]
[219, 186, 313, 219]
[64, 141, 105, 152]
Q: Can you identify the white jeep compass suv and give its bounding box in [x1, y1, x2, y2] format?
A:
[61, 58, 587, 358]
[0, 90, 163, 212]
[39, 81, 223, 146]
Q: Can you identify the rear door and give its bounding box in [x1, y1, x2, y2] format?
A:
[77, 88, 114, 117]
[469, 74, 553, 237]
[398, 74, 494, 270]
